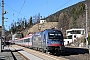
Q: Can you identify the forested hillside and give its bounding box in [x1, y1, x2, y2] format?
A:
[46, 0, 90, 35]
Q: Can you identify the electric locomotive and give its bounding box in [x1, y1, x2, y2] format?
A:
[32, 28, 65, 54]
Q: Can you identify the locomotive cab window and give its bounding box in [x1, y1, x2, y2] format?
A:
[48, 31, 62, 40]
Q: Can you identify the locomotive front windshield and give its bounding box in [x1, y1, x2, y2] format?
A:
[48, 31, 62, 39]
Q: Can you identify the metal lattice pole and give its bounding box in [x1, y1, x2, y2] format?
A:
[2, 0, 5, 49]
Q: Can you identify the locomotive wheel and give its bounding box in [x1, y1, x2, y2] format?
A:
[50, 51, 55, 55]
[42, 49, 46, 53]
[39, 48, 42, 52]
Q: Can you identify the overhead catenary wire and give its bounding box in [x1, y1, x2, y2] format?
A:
[4, 0, 71, 19]
[4, 0, 50, 19]
[40, 0, 52, 13]
[4, 3, 29, 26]
[4, 1, 28, 30]
[39, 0, 72, 17]
[17, 0, 26, 18]
[4, 2, 29, 18]
[51, 0, 72, 14]
[0, 3, 1, 6]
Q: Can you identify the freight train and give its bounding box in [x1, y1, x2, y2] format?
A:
[12, 28, 65, 54]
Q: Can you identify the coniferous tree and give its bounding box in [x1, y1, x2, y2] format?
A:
[24, 19, 27, 28]
[30, 17, 32, 26]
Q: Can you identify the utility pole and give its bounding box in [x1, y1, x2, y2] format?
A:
[85, 3, 88, 48]
[2, 0, 5, 49]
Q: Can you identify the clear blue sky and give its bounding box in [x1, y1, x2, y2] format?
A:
[0, 0, 84, 30]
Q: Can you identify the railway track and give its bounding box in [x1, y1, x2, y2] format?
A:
[11, 45, 90, 60]
[12, 45, 68, 60]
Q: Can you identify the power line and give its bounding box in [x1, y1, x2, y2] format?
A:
[40, 0, 52, 13]
[0, 2, 1, 6]
[4, 3, 29, 18]
[4, 2, 29, 30]
[17, 0, 26, 18]
[52, 0, 72, 14]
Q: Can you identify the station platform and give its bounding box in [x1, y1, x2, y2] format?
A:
[0, 46, 14, 60]
[0, 45, 43, 60]
[0, 46, 26, 60]
[14, 47, 43, 60]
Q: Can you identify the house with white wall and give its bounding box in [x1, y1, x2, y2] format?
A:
[64, 28, 85, 45]
[40, 19, 46, 24]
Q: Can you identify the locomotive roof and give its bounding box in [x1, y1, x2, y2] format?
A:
[44, 28, 61, 31]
